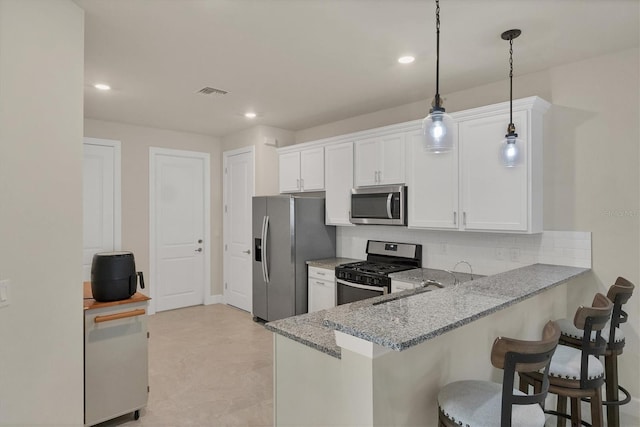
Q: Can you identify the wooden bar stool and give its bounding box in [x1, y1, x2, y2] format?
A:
[437, 321, 561, 427]
[520, 293, 613, 427]
[555, 277, 634, 427]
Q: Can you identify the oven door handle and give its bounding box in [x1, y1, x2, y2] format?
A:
[386, 193, 393, 219]
[336, 279, 388, 293]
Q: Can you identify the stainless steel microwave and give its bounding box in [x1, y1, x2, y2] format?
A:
[350, 185, 407, 225]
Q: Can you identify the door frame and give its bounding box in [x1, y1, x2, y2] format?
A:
[222, 145, 255, 307]
[83, 136, 122, 252]
[149, 147, 211, 315]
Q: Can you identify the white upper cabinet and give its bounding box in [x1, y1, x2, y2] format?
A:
[459, 110, 529, 232]
[354, 133, 405, 187]
[406, 129, 459, 229]
[324, 141, 354, 226]
[279, 151, 302, 193]
[407, 96, 549, 234]
[279, 147, 324, 193]
[277, 96, 548, 232]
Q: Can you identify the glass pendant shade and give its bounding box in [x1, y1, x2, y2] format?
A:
[422, 108, 455, 153]
[500, 133, 522, 167]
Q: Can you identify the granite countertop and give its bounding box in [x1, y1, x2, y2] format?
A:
[306, 257, 362, 270]
[266, 264, 589, 358]
[389, 267, 478, 287]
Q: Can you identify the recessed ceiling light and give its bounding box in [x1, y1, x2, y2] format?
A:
[94, 83, 111, 91]
[398, 56, 415, 64]
[245, 112, 257, 119]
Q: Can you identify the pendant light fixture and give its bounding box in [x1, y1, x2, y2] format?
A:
[423, 0, 454, 153]
[500, 29, 522, 167]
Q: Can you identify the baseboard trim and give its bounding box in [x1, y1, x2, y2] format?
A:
[205, 294, 223, 305]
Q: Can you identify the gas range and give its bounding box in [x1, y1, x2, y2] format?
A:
[335, 261, 416, 287]
[335, 241, 422, 305]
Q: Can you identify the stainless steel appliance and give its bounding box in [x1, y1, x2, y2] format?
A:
[253, 195, 336, 322]
[350, 185, 407, 225]
[335, 240, 421, 305]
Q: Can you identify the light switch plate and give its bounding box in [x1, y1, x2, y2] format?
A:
[0, 279, 10, 308]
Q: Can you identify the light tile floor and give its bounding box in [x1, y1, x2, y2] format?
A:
[96, 304, 273, 427]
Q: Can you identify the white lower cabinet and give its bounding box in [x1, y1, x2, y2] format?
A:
[308, 266, 336, 312]
[391, 280, 416, 293]
[85, 299, 149, 425]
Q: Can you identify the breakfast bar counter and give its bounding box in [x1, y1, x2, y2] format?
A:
[267, 263, 589, 426]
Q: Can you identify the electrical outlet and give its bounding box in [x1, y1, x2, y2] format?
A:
[495, 247, 506, 260]
[509, 248, 521, 262]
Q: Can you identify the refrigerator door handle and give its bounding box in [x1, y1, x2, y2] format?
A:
[262, 215, 270, 283]
[260, 216, 267, 283]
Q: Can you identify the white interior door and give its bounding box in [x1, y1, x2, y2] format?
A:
[150, 148, 210, 313]
[83, 138, 121, 281]
[223, 147, 254, 312]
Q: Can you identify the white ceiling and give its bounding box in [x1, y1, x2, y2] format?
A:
[76, 0, 639, 138]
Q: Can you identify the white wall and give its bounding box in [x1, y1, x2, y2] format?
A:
[294, 48, 640, 419]
[0, 0, 84, 424]
[83, 119, 224, 296]
[221, 125, 294, 196]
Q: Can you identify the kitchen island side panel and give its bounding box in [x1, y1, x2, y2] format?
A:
[274, 334, 345, 426]
[273, 282, 568, 426]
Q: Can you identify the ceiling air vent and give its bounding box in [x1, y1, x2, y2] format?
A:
[197, 86, 228, 96]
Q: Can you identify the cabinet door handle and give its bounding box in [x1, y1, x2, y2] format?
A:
[463, 212, 467, 226]
[94, 308, 146, 323]
[315, 281, 326, 286]
[300, 178, 304, 190]
[453, 212, 457, 225]
[296, 178, 300, 189]
[316, 271, 325, 276]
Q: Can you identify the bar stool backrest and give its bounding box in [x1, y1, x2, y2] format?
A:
[606, 277, 634, 350]
[573, 293, 613, 389]
[490, 320, 561, 427]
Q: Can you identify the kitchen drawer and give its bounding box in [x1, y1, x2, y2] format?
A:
[309, 266, 335, 282]
[308, 277, 336, 312]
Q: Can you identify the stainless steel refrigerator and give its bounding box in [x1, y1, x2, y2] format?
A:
[252, 195, 336, 322]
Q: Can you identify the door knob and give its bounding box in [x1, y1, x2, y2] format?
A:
[242, 249, 251, 254]
[195, 248, 202, 252]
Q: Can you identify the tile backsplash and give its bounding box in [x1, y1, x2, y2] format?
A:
[336, 227, 591, 276]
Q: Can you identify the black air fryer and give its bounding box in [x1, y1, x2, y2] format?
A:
[91, 251, 145, 302]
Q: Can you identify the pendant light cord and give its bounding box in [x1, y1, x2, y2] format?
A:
[509, 36, 514, 127]
[435, 0, 441, 108]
